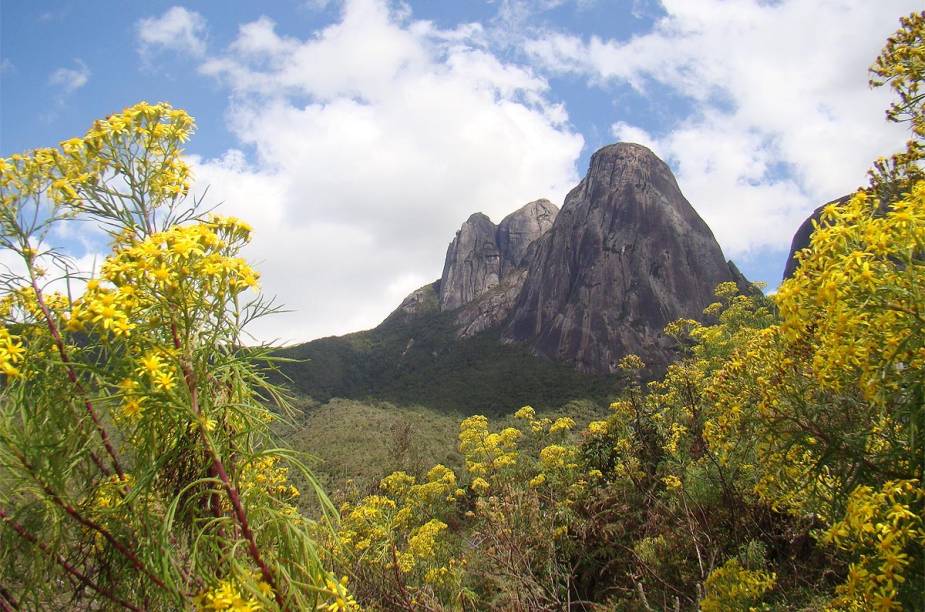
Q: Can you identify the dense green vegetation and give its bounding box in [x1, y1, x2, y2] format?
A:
[280, 396, 608, 498]
[0, 103, 349, 609]
[275, 304, 616, 415]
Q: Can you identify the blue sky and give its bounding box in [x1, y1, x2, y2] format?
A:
[1, 0, 918, 343]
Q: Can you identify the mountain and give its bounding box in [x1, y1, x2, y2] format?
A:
[503, 143, 745, 372]
[276, 142, 750, 410]
[438, 199, 558, 311]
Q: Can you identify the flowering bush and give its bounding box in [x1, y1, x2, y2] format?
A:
[0, 102, 353, 610]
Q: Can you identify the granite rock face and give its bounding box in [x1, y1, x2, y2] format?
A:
[390, 142, 749, 374]
[503, 143, 740, 373]
[438, 201, 559, 311]
[497, 199, 559, 276]
[439, 213, 502, 311]
[455, 269, 528, 338]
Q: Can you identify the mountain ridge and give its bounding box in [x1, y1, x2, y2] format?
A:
[276, 142, 754, 409]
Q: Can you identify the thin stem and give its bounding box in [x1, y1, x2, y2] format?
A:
[0, 506, 142, 611]
[170, 323, 287, 610]
[12, 450, 168, 594]
[0, 584, 16, 611]
[28, 272, 125, 479]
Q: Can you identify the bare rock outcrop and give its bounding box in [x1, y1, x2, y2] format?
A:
[438, 201, 559, 312]
[503, 143, 741, 373]
[438, 213, 502, 311]
[497, 199, 558, 276]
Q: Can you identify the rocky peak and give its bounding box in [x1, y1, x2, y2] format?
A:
[497, 199, 559, 276]
[439, 213, 502, 311]
[503, 142, 743, 373]
[438, 201, 559, 312]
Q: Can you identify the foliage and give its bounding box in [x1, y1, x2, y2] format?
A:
[274, 292, 616, 415]
[0, 102, 352, 609]
[318, 14, 925, 610]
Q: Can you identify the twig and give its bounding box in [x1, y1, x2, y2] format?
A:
[0, 506, 142, 611]
[29, 276, 125, 479]
[171, 322, 288, 610]
[12, 450, 167, 593]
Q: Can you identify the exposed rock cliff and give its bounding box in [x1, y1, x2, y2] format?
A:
[439, 213, 502, 311]
[497, 199, 558, 276]
[503, 143, 741, 373]
[438, 200, 559, 312]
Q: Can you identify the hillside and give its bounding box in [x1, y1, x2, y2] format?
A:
[274, 296, 615, 414]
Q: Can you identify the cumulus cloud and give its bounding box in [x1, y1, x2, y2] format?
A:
[526, 0, 919, 257]
[195, 0, 583, 343]
[48, 59, 90, 95]
[136, 6, 207, 59]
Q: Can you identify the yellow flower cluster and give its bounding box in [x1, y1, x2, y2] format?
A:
[320, 575, 359, 611]
[662, 423, 687, 455]
[661, 474, 682, 490]
[379, 464, 457, 511]
[538, 444, 578, 473]
[0, 327, 25, 377]
[194, 577, 266, 612]
[776, 188, 924, 405]
[700, 558, 776, 612]
[458, 415, 520, 478]
[617, 354, 645, 371]
[335, 464, 461, 588]
[93, 473, 134, 510]
[67, 281, 138, 337]
[585, 420, 608, 436]
[820, 480, 925, 611]
[548, 416, 575, 434]
[406, 519, 448, 567]
[135, 351, 177, 393]
[103, 219, 258, 299]
[239, 456, 300, 500]
[1, 102, 194, 213]
[513, 405, 535, 420]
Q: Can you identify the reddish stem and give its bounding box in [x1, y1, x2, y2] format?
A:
[30, 277, 125, 479]
[12, 450, 167, 593]
[170, 323, 287, 610]
[0, 584, 16, 611]
[0, 506, 142, 611]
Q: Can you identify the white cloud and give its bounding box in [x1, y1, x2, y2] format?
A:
[527, 0, 920, 257]
[48, 59, 89, 94]
[136, 6, 207, 58]
[195, 0, 583, 343]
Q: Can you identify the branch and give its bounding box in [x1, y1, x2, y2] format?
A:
[0, 505, 142, 611]
[29, 275, 125, 479]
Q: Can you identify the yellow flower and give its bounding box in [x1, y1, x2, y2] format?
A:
[586, 420, 608, 436]
[549, 417, 576, 434]
[514, 405, 535, 420]
[121, 396, 144, 419]
[471, 477, 490, 495]
[662, 475, 682, 490]
[138, 353, 162, 376]
[153, 370, 176, 391]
